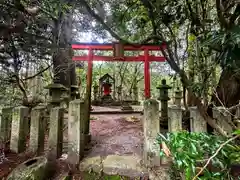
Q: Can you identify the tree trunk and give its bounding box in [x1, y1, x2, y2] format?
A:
[211, 68, 240, 108]
[52, 7, 76, 88]
[187, 57, 197, 106]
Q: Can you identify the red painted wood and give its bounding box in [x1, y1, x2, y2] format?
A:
[72, 42, 167, 99]
[72, 55, 165, 62]
[103, 84, 111, 95]
[87, 50, 93, 88]
[72, 43, 166, 51]
[144, 49, 150, 99]
[87, 49, 93, 114]
[72, 44, 112, 50]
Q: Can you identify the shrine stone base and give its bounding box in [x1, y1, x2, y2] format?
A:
[121, 104, 133, 111]
[101, 95, 114, 103]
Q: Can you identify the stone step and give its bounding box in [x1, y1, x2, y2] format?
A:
[79, 155, 149, 178]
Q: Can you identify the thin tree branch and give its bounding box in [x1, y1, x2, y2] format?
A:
[229, 4, 240, 25]
[22, 65, 51, 81]
[80, 0, 126, 43]
[192, 135, 240, 180]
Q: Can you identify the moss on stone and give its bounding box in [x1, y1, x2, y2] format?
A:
[7, 156, 48, 180]
[82, 171, 138, 180]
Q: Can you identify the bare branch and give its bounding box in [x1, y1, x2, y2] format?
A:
[229, 4, 240, 25]
[22, 65, 51, 81]
[79, 0, 162, 46]
[80, 0, 127, 43]
[192, 135, 240, 180]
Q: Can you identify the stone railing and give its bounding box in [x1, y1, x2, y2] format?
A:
[142, 79, 237, 168]
[142, 98, 238, 168]
[0, 99, 88, 166]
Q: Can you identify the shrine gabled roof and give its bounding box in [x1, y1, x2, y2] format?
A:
[99, 73, 115, 82]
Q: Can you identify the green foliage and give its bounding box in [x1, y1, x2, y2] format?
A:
[203, 26, 240, 69]
[157, 131, 240, 180]
[83, 171, 134, 180]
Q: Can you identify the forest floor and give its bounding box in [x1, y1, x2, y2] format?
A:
[0, 106, 169, 179]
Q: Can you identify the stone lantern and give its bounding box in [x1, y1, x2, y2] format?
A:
[156, 79, 172, 126]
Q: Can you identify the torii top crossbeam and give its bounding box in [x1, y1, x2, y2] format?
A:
[71, 42, 166, 98]
[72, 42, 165, 50]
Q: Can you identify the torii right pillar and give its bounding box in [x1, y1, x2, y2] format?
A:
[144, 49, 150, 99]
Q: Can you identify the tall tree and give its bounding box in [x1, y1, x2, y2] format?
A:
[51, 1, 77, 88]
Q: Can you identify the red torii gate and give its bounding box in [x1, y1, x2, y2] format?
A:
[71, 42, 166, 99]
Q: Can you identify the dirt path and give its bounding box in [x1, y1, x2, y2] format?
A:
[80, 108, 150, 178]
[80, 107, 169, 179]
[88, 112, 143, 158]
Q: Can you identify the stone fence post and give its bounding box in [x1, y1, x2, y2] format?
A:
[189, 107, 207, 132]
[47, 107, 64, 159]
[0, 107, 12, 144]
[29, 106, 46, 155]
[143, 99, 160, 167]
[10, 106, 29, 153]
[68, 100, 85, 165]
[213, 107, 233, 136]
[168, 105, 183, 132]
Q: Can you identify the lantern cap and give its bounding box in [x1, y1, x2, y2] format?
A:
[156, 79, 172, 89]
